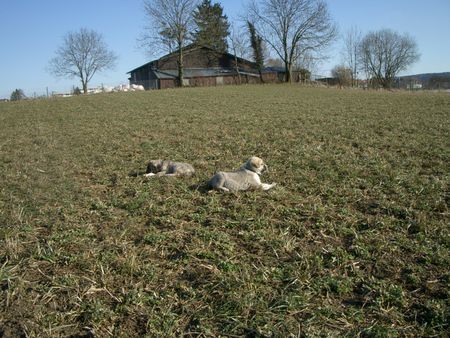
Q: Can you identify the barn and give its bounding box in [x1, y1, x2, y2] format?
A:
[127, 44, 281, 89]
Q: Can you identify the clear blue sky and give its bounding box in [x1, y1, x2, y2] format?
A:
[1, 0, 449, 98]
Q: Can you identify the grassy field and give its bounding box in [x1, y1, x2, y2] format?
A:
[0, 85, 448, 337]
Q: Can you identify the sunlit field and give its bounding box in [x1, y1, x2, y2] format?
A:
[0, 85, 448, 336]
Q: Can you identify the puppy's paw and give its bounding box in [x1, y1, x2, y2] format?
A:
[261, 183, 276, 191]
[143, 173, 156, 178]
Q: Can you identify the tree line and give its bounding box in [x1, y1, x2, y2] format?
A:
[140, 0, 339, 86]
[37, 0, 420, 96]
[333, 27, 420, 89]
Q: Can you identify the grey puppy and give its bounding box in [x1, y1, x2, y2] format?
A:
[208, 156, 276, 192]
[144, 160, 195, 177]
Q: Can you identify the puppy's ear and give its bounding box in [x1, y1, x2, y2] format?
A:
[147, 160, 162, 173]
[244, 158, 255, 170]
[146, 161, 155, 173]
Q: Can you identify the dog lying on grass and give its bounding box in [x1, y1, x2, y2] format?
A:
[208, 157, 276, 192]
[144, 160, 195, 177]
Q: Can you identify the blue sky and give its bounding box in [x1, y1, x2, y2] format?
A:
[1, 0, 449, 98]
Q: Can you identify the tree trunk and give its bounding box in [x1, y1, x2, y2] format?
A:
[233, 55, 241, 85]
[82, 81, 88, 94]
[177, 43, 184, 87]
[285, 62, 292, 83]
[383, 78, 393, 90]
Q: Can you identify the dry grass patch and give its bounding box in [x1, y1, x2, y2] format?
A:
[0, 85, 449, 336]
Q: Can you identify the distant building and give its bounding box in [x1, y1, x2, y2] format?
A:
[316, 77, 340, 86]
[397, 77, 423, 90]
[128, 44, 282, 89]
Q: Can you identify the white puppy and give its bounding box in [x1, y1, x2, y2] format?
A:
[208, 157, 276, 192]
[144, 160, 195, 177]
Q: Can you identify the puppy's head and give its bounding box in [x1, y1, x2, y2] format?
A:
[146, 160, 163, 173]
[244, 156, 268, 175]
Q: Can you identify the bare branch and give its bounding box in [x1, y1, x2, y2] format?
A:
[341, 26, 362, 86]
[139, 0, 198, 54]
[139, 0, 198, 86]
[247, 0, 337, 82]
[48, 28, 117, 93]
[360, 29, 420, 88]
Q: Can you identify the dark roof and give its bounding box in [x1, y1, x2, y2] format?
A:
[264, 66, 286, 73]
[127, 61, 153, 74]
[127, 44, 257, 74]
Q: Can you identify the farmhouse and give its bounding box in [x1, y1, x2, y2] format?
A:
[127, 44, 282, 89]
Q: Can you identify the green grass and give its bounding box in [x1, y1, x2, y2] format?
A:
[0, 85, 449, 337]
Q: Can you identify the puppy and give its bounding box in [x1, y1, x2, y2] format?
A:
[208, 157, 276, 192]
[144, 160, 195, 177]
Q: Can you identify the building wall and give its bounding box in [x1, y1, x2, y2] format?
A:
[132, 71, 281, 90]
[160, 79, 176, 89]
[129, 65, 161, 89]
[131, 65, 150, 82]
[189, 76, 218, 87]
[261, 72, 279, 83]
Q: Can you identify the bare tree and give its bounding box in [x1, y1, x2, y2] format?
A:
[359, 29, 420, 89]
[266, 58, 283, 68]
[228, 24, 251, 60]
[48, 28, 117, 94]
[229, 25, 248, 85]
[342, 26, 362, 87]
[294, 51, 319, 74]
[141, 0, 198, 87]
[247, 0, 337, 83]
[331, 64, 352, 87]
